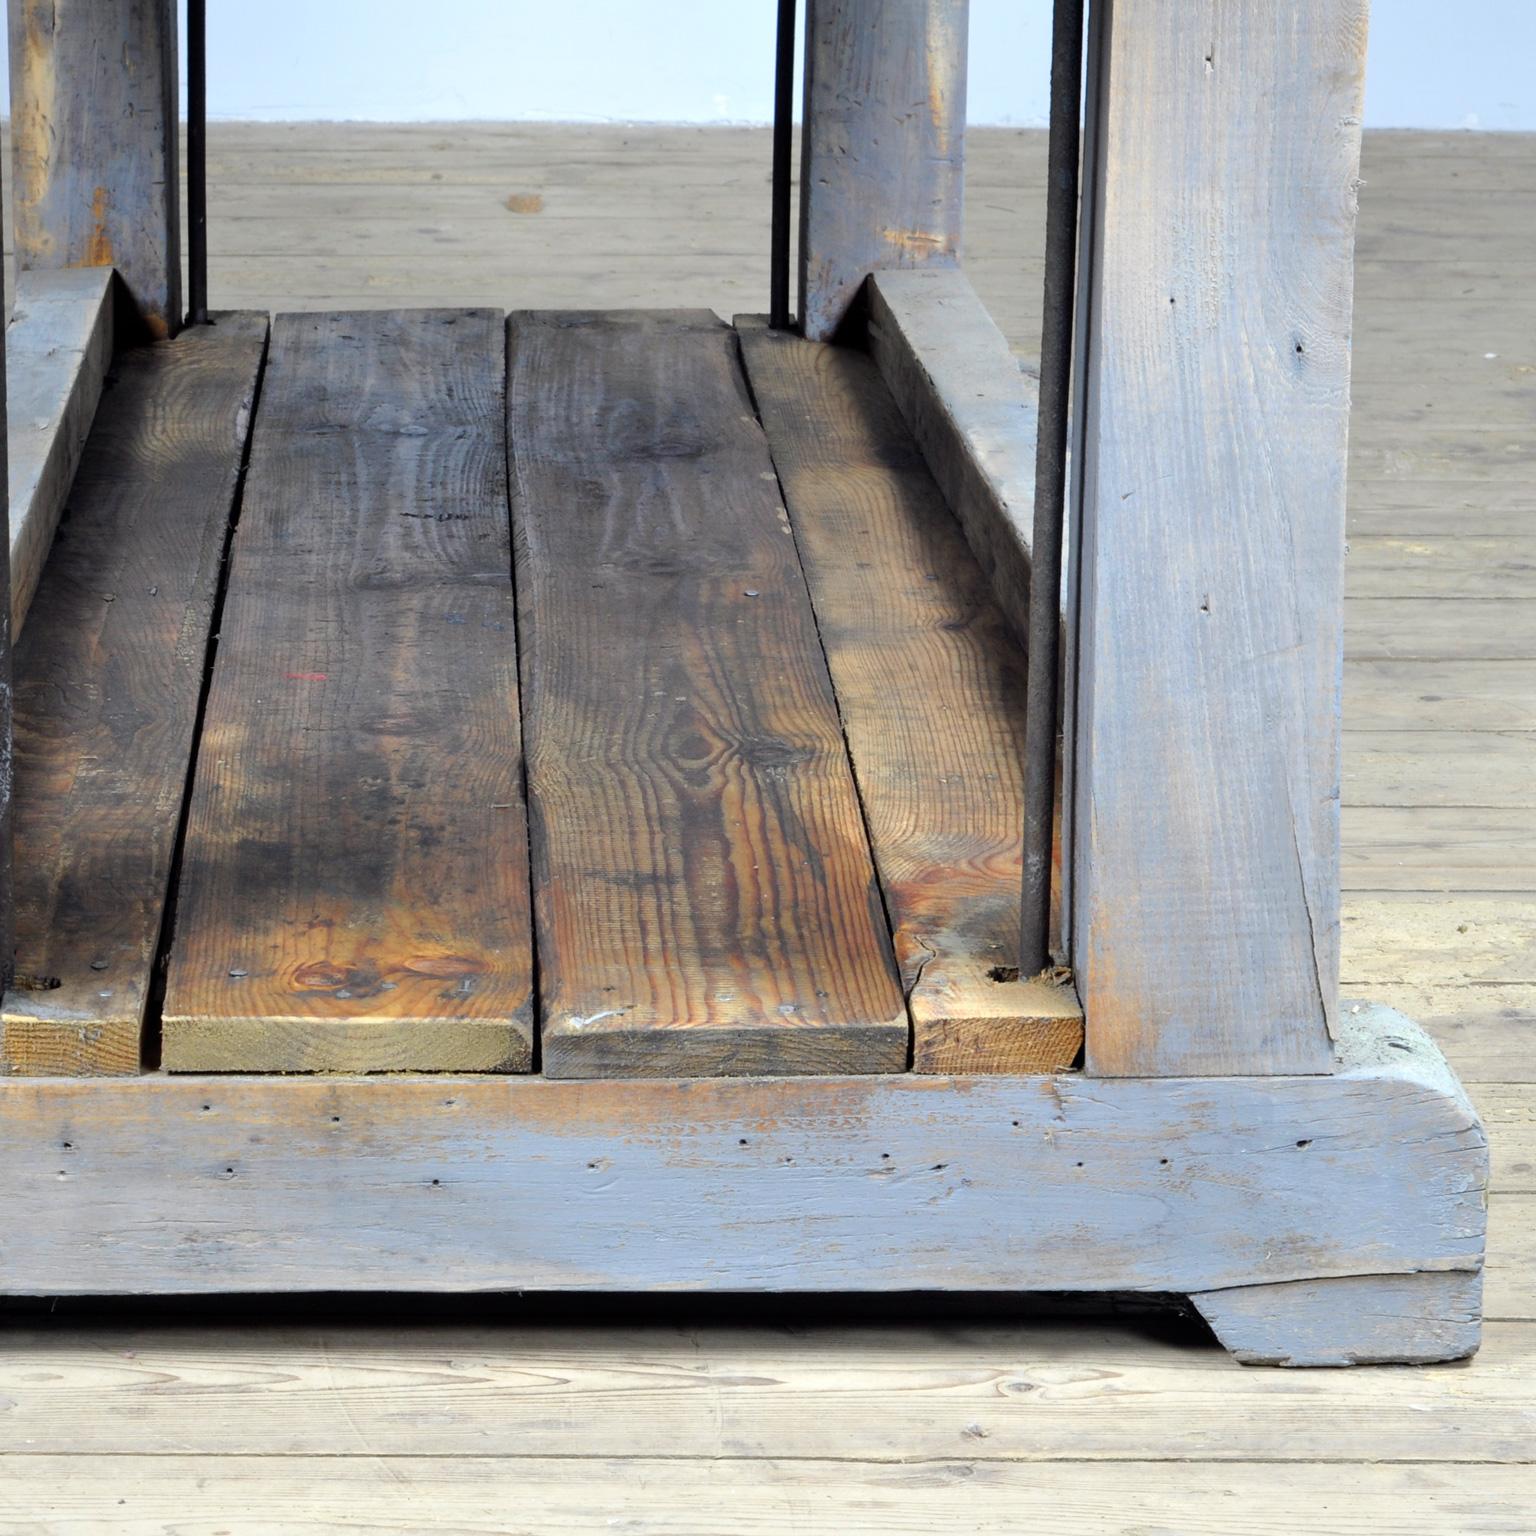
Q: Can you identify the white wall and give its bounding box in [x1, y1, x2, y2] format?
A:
[1, 2, 1532, 129]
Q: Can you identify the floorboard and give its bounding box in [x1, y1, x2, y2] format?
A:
[0, 314, 267, 1076]
[739, 320, 1080, 1074]
[507, 309, 906, 1078]
[161, 310, 534, 1073]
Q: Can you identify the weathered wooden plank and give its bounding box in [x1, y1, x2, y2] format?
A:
[1342, 806, 1536, 892]
[8, 0, 181, 338]
[161, 310, 533, 1074]
[1343, 731, 1536, 810]
[0, 1010, 1485, 1339]
[739, 319, 1079, 1074]
[7, 1315, 1536, 1463]
[1345, 661, 1536, 731]
[1346, 600, 1536, 661]
[1343, 895, 1536, 985]
[5, 268, 114, 636]
[1071, 0, 1369, 1075]
[0, 314, 267, 1078]
[508, 310, 905, 1079]
[799, 0, 969, 341]
[2, 1458, 1533, 1534]
[1346, 539, 1536, 599]
[865, 268, 1041, 650]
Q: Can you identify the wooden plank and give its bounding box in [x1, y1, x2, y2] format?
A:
[8, 0, 181, 338]
[160, 310, 533, 1074]
[1346, 538, 1536, 599]
[799, 0, 969, 341]
[0, 1458, 1531, 1535]
[5, 267, 114, 635]
[508, 310, 905, 1079]
[1342, 806, 1536, 892]
[1342, 895, 1536, 985]
[1344, 731, 1536, 809]
[0, 1008, 1485, 1321]
[7, 1314, 1536, 1463]
[739, 319, 1080, 1074]
[865, 267, 1040, 649]
[1071, 0, 1369, 1075]
[0, 314, 266, 1078]
[1346, 599, 1536, 661]
[1345, 661, 1536, 731]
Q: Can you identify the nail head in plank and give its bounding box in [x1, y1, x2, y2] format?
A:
[739, 320, 1079, 1074]
[6, 267, 114, 637]
[509, 309, 906, 1079]
[161, 309, 534, 1074]
[1, 313, 268, 1077]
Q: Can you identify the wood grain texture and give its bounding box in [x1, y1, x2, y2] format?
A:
[6, 1314, 1535, 1463]
[161, 310, 533, 1074]
[2, 1459, 1533, 1536]
[0, 1008, 1485, 1327]
[866, 268, 1041, 652]
[739, 319, 1079, 1074]
[7, 0, 181, 338]
[508, 310, 904, 1079]
[799, 0, 969, 341]
[1192, 1271, 1483, 1367]
[0, 313, 267, 1078]
[5, 267, 113, 636]
[1072, 0, 1369, 1076]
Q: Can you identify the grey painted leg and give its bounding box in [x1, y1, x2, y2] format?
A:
[1191, 1271, 1483, 1367]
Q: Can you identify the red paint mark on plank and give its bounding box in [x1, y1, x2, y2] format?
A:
[284, 671, 329, 681]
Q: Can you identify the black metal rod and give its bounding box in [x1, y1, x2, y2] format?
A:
[769, 0, 797, 329]
[1020, 0, 1086, 975]
[187, 0, 209, 325]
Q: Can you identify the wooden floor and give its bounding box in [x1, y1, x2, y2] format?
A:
[0, 126, 1532, 1531]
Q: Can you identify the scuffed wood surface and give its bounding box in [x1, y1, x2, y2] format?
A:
[799, 0, 969, 340]
[739, 319, 1078, 1074]
[866, 268, 1041, 650]
[0, 1008, 1484, 1298]
[1072, 0, 1369, 1076]
[161, 311, 534, 1074]
[5, 267, 114, 636]
[8, 0, 181, 338]
[508, 310, 905, 1079]
[0, 314, 267, 1077]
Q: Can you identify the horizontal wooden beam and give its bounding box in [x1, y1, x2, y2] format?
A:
[0, 1004, 1486, 1366]
[866, 268, 1042, 654]
[6, 268, 115, 638]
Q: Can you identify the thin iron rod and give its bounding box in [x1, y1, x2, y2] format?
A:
[1020, 0, 1086, 975]
[187, 0, 209, 325]
[769, 0, 797, 329]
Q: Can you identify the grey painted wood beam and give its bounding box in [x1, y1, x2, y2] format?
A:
[1071, 0, 1370, 1076]
[8, 0, 181, 339]
[0, 1005, 1487, 1366]
[5, 268, 115, 637]
[799, 0, 968, 341]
